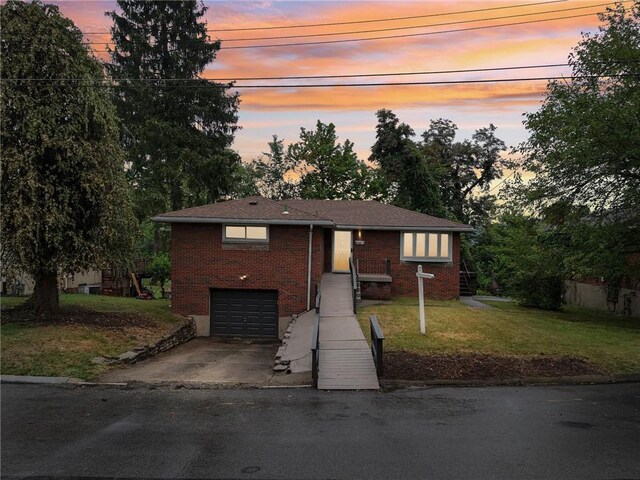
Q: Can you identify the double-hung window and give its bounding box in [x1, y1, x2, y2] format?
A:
[223, 225, 268, 243]
[401, 232, 451, 262]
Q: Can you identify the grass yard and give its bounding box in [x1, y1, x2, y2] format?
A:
[1, 294, 184, 380]
[357, 298, 640, 376]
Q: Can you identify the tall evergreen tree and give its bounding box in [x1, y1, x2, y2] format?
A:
[107, 0, 240, 218]
[370, 109, 445, 216]
[1, 1, 136, 315]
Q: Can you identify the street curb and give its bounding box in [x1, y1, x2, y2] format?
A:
[1, 375, 83, 385]
[3, 374, 638, 390]
[0, 375, 126, 387]
[380, 373, 640, 389]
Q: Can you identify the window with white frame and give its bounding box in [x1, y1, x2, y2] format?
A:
[401, 232, 451, 262]
[223, 225, 268, 242]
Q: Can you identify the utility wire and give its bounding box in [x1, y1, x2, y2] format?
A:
[221, 10, 622, 50]
[213, 0, 568, 32]
[220, 2, 621, 42]
[2, 63, 574, 82]
[489, 170, 518, 193]
[81, 1, 611, 45]
[2, 75, 632, 89]
[80, 0, 567, 35]
[87, 9, 621, 52]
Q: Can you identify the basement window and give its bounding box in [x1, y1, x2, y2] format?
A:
[223, 225, 269, 243]
[401, 232, 451, 262]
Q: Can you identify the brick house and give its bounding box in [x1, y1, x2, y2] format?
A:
[153, 196, 472, 338]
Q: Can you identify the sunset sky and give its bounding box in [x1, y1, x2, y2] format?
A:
[52, 0, 618, 176]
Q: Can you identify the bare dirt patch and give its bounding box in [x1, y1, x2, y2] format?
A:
[1, 306, 159, 330]
[384, 351, 603, 381]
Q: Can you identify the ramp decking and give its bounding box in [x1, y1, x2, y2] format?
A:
[317, 273, 379, 390]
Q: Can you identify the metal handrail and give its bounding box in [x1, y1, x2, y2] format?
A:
[353, 258, 392, 277]
[311, 314, 320, 388]
[349, 256, 358, 313]
[370, 314, 385, 377]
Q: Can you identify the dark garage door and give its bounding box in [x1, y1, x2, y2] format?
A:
[210, 289, 278, 338]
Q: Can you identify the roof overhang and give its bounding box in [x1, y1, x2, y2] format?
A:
[152, 216, 334, 226]
[336, 224, 474, 232]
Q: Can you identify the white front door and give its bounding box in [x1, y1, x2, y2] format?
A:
[332, 230, 352, 273]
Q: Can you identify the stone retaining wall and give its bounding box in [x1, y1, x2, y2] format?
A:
[96, 318, 197, 365]
[135, 318, 197, 362]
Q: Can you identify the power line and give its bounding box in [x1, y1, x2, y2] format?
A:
[82, 2, 610, 45]
[221, 2, 620, 42]
[220, 10, 622, 50]
[489, 170, 518, 193]
[2, 75, 632, 89]
[87, 9, 620, 53]
[2, 62, 573, 82]
[170, 75, 637, 88]
[80, 0, 567, 35]
[215, 0, 568, 32]
[83, 1, 626, 48]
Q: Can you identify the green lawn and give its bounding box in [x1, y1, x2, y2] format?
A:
[357, 298, 640, 374]
[1, 294, 183, 380]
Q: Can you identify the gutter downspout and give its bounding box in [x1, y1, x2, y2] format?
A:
[307, 224, 313, 311]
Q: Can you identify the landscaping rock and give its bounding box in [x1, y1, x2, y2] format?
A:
[272, 364, 289, 372]
[118, 351, 141, 362]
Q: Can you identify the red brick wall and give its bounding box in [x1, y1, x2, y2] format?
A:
[353, 230, 461, 299]
[171, 223, 324, 318]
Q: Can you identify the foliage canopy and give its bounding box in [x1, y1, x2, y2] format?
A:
[516, 3, 640, 222]
[1, 0, 136, 313]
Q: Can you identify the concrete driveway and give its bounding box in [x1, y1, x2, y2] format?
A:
[99, 338, 308, 386]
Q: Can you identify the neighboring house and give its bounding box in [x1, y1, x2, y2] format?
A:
[565, 278, 640, 317]
[1, 270, 102, 296]
[153, 196, 472, 338]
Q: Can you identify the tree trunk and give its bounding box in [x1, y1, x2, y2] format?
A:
[25, 272, 60, 316]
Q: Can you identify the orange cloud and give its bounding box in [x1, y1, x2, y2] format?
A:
[46, 0, 623, 163]
[234, 81, 549, 112]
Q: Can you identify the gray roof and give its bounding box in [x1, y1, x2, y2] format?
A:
[286, 199, 471, 231]
[153, 196, 472, 231]
[152, 196, 332, 225]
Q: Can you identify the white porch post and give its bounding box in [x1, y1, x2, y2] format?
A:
[416, 265, 434, 334]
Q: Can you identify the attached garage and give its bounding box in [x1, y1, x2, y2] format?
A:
[210, 289, 278, 338]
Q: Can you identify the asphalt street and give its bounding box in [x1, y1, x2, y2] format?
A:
[1, 382, 639, 479]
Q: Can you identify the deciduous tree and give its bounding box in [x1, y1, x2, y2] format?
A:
[421, 119, 509, 225]
[290, 121, 378, 200]
[1, 1, 136, 315]
[517, 2, 640, 222]
[249, 136, 298, 200]
[510, 2, 640, 291]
